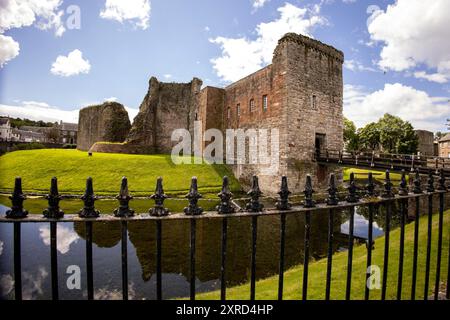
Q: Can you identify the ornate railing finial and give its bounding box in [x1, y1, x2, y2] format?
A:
[276, 176, 291, 210]
[366, 172, 375, 197]
[246, 175, 264, 212]
[43, 177, 64, 218]
[184, 177, 203, 215]
[6, 177, 28, 218]
[150, 177, 169, 216]
[346, 172, 359, 203]
[438, 169, 447, 191]
[381, 170, 394, 198]
[303, 175, 315, 208]
[217, 176, 235, 214]
[326, 173, 339, 206]
[426, 170, 435, 193]
[398, 170, 409, 196]
[114, 177, 134, 217]
[412, 169, 422, 194]
[79, 177, 100, 218]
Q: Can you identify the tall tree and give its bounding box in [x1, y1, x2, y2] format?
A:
[358, 122, 380, 151]
[377, 114, 418, 154]
[344, 118, 359, 152]
[397, 122, 419, 154]
[45, 126, 60, 143]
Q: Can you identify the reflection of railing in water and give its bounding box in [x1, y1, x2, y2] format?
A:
[0, 169, 449, 301]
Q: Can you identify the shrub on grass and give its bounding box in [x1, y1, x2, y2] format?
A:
[10, 142, 45, 151]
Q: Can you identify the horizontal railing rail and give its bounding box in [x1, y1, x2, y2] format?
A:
[317, 149, 450, 176]
[0, 169, 449, 301]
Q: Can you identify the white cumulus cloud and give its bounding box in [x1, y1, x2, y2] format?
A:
[0, 0, 66, 66]
[344, 83, 450, 132]
[0, 34, 20, 67]
[50, 49, 91, 77]
[344, 59, 376, 73]
[0, 274, 14, 298]
[253, 0, 269, 10]
[39, 225, 79, 254]
[0, 100, 79, 123]
[0, 99, 139, 124]
[0, 0, 65, 35]
[210, 2, 326, 82]
[413, 71, 448, 84]
[368, 0, 450, 83]
[100, 0, 151, 30]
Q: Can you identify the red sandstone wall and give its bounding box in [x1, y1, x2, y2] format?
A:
[222, 45, 290, 191]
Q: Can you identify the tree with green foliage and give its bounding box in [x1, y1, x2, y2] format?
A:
[9, 117, 56, 128]
[354, 114, 418, 154]
[378, 114, 418, 154]
[344, 118, 359, 151]
[397, 121, 419, 154]
[357, 122, 380, 151]
[45, 126, 60, 143]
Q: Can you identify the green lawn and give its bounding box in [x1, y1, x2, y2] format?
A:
[0, 149, 240, 196]
[194, 210, 449, 300]
[343, 167, 405, 183]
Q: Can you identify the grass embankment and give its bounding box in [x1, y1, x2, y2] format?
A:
[195, 210, 449, 300]
[343, 168, 405, 183]
[0, 149, 239, 196]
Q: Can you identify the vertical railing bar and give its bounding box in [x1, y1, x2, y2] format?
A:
[121, 220, 128, 300]
[411, 197, 420, 300]
[345, 206, 355, 300]
[434, 192, 444, 300]
[381, 201, 391, 300]
[302, 211, 311, 301]
[397, 199, 406, 300]
[325, 208, 334, 300]
[365, 204, 374, 300]
[250, 215, 258, 300]
[50, 221, 59, 300]
[278, 213, 286, 300]
[190, 218, 196, 301]
[13, 222, 22, 301]
[85, 221, 94, 300]
[220, 217, 228, 300]
[156, 220, 162, 301]
[424, 194, 433, 300]
[446, 236, 450, 300]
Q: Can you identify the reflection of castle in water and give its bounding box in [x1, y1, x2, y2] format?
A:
[72, 193, 450, 287]
[74, 212, 343, 286]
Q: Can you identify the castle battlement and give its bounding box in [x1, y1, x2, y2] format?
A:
[276, 32, 344, 63]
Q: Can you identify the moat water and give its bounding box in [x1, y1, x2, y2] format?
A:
[0, 194, 415, 300]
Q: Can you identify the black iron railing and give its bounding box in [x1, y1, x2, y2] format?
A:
[0, 169, 449, 300]
[316, 149, 450, 177]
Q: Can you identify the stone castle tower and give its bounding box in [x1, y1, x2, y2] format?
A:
[77, 33, 344, 194]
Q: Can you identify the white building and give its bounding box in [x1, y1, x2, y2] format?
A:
[0, 117, 16, 141]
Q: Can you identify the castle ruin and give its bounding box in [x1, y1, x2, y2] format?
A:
[77, 33, 344, 194]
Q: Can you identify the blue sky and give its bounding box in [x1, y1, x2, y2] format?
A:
[0, 0, 449, 131]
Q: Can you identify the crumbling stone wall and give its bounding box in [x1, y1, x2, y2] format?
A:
[196, 86, 225, 151]
[414, 130, 434, 156]
[77, 102, 131, 151]
[126, 77, 203, 153]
